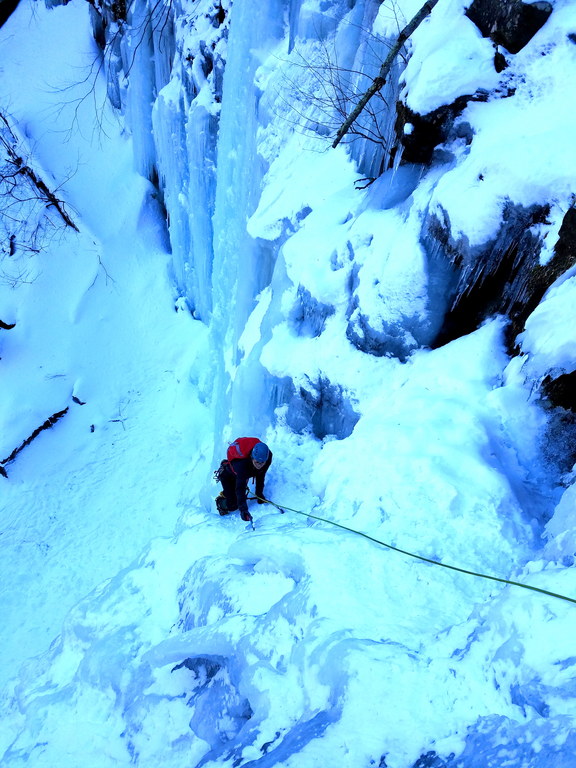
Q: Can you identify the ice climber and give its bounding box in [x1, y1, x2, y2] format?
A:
[215, 437, 272, 522]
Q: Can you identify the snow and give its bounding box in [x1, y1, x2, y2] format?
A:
[402, 5, 500, 115]
[0, 0, 212, 693]
[394, 0, 576, 256]
[519, 274, 576, 378]
[1, 0, 576, 766]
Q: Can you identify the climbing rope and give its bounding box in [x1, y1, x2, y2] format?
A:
[253, 495, 576, 607]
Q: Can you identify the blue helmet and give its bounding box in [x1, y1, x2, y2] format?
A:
[252, 442, 270, 464]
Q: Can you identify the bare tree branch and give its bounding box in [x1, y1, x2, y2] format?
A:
[0, 113, 79, 231]
[0, 407, 69, 478]
[275, 36, 397, 152]
[332, 0, 440, 148]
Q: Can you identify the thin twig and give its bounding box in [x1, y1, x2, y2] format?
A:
[332, 0, 440, 147]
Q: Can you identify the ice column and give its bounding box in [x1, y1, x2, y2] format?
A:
[124, 0, 164, 183]
[152, 78, 191, 298]
[341, 0, 403, 178]
[209, 0, 285, 438]
[152, 0, 228, 320]
[183, 98, 218, 320]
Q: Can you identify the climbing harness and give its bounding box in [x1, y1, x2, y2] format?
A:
[255, 494, 576, 607]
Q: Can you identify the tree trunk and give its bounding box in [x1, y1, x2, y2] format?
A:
[332, 0, 440, 148]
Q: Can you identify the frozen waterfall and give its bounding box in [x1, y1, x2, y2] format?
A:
[1, 0, 576, 767]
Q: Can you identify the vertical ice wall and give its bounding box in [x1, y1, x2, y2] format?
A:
[124, 0, 174, 185]
[107, 0, 411, 445]
[205, 0, 410, 445]
[206, 0, 403, 444]
[209, 0, 286, 441]
[331, 0, 403, 178]
[210, 0, 284, 337]
[98, 0, 229, 321]
[150, 0, 228, 321]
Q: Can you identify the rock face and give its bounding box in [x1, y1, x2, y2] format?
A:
[396, 1, 553, 164]
[0, 0, 20, 28]
[285, 376, 360, 440]
[543, 372, 576, 412]
[423, 203, 576, 354]
[509, 206, 576, 341]
[86, 0, 570, 411]
[465, 0, 553, 54]
[396, 96, 479, 166]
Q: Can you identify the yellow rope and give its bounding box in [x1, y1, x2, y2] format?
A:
[255, 495, 576, 607]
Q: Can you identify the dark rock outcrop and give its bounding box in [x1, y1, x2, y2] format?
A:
[422, 199, 576, 420]
[466, 0, 553, 54]
[0, 0, 20, 28]
[289, 285, 334, 338]
[423, 201, 576, 353]
[346, 305, 421, 362]
[396, 93, 485, 166]
[285, 376, 359, 440]
[508, 205, 576, 345]
[542, 372, 576, 413]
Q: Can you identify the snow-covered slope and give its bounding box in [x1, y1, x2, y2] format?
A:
[1, 0, 576, 766]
